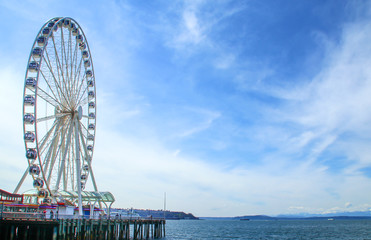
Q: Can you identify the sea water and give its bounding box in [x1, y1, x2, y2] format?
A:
[164, 219, 371, 239]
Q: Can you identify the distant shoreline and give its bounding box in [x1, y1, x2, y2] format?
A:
[200, 216, 371, 221]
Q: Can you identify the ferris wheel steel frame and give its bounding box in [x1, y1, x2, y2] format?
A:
[14, 17, 101, 215]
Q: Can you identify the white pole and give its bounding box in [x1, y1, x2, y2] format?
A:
[75, 118, 83, 216]
[164, 192, 166, 219]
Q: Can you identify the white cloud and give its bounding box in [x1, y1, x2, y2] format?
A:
[214, 54, 236, 70]
[177, 107, 221, 138]
[258, 18, 371, 175]
[177, 9, 204, 45]
[167, 1, 245, 51]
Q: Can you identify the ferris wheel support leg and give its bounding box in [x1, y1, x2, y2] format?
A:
[55, 121, 74, 191]
[75, 118, 83, 217]
[89, 167, 103, 210]
[77, 122, 99, 192]
[77, 122, 102, 210]
[14, 167, 29, 194]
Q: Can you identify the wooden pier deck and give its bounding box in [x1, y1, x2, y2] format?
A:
[0, 218, 165, 240]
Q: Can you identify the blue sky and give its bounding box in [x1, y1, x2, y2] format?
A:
[1, 0, 371, 217]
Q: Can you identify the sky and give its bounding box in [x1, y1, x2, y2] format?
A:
[1, 0, 371, 217]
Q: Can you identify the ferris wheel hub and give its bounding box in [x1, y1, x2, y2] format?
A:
[77, 106, 83, 120]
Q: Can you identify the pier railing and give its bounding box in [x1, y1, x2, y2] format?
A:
[1, 211, 164, 221]
[1, 211, 42, 220]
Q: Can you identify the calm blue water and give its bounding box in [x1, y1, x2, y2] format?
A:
[164, 219, 371, 239]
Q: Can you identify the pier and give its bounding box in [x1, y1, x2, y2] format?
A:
[0, 217, 165, 240]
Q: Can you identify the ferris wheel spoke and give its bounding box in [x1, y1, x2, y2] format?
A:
[61, 28, 72, 104]
[78, 122, 90, 141]
[78, 97, 90, 109]
[37, 113, 69, 123]
[66, 134, 72, 190]
[67, 30, 75, 103]
[46, 139, 62, 188]
[72, 58, 84, 106]
[45, 146, 59, 187]
[78, 122, 90, 161]
[69, 30, 75, 77]
[60, 29, 66, 94]
[78, 122, 91, 160]
[46, 123, 67, 188]
[38, 120, 59, 154]
[72, 45, 83, 86]
[39, 122, 64, 194]
[63, 29, 75, 107]
[38, 69, 63, 107]
[42, 50, 70, 108]
[75, 83, 90, 107]
[55, 118, 74, 190]
[51, 34, 73, 109]
[52, 33, 68, 96]
[80, 120, 89, 132]
[43, 46, 65, 98]
[40, 125, 63, 194]
[73, 57, 85, 104]
[78, 123, 88, 145]
[41, 141, 54, 173]
[37, 86, 63, 108]
[42, 129, 61, 176]
[77, 121, 98, 191]
[65, 131, 74, 191]
[67, 30, 74, 106]
[32, 57, 61, 104]
[70, 41, 79, 101]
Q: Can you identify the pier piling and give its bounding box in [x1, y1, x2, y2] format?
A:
[0, 218, 165, 240]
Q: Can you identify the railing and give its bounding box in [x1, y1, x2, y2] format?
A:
[1, 212, 98, 220]
[108, 215, 165, 221]
[1, 211, 165, 221]
[1, 212, 42, 219]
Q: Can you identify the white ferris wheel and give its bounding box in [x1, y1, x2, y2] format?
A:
[13, 17, 111, 213]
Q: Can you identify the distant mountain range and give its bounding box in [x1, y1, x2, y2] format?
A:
[201, 211, 371, 220]
[276, 211, 371, 218]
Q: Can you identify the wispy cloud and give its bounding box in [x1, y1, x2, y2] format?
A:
[165, 1, 246, 52]
[176, 6, 204, 45]
[176, 107, 221, 138]
[285, 21, 371, 163]
[237, 13, 371, 178]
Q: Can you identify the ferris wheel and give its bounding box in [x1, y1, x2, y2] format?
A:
[14, 17, 98, 205]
